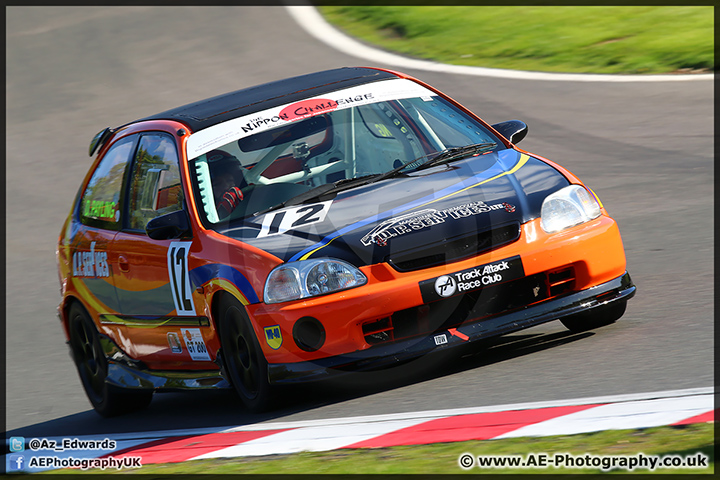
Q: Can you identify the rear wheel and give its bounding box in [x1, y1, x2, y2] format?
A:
[560, 300, 627, 333]
[68, 302, 153, 417]
[218, 295, 273, 412]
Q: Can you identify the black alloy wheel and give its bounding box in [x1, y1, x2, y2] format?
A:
[218, 295, 273, 412]
[68, 302, 152, 417]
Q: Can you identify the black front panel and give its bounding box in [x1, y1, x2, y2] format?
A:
[388, 222, 521, 272]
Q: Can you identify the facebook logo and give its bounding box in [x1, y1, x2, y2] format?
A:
[8, 454, 25, 471]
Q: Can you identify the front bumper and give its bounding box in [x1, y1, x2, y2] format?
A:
[94, 271, 633, 391]
[267, 271, 635, 384]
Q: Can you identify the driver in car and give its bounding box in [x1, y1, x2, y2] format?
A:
[208, 150, 246, 219]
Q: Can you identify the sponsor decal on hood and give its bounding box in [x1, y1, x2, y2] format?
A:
[360, 201, 513, 248]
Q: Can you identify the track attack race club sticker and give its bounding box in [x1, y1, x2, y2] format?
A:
[419, 256, 525, 303]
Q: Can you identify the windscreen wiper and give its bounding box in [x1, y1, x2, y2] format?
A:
[412, 142, 497, 172]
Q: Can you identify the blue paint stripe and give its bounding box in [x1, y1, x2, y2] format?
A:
[289, 149, 522, 262]
[190, 264, 260, 304]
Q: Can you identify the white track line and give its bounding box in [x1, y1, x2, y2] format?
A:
[496, 394, 714, 438]
[23, 386, 711, 444]
[219, 386, 714, 433]
[285, 5, 713, 83]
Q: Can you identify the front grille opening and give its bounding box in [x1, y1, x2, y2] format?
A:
[547, 266, 576, 297]
[388, 223, 521, 272]
[361, 265, 578, 347]
[362, 317, 394, 345]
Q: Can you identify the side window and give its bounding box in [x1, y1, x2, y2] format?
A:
[126, 133, 183, 231]
[80, 136, 135, 230]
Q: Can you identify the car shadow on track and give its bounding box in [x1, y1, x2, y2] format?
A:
[288, 328, 595, 405]
[7, 327, 595, 438]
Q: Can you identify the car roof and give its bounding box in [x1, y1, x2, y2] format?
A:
[133, 67, 398, 133]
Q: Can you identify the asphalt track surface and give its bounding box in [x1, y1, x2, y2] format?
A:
[6, 7, 713, 438]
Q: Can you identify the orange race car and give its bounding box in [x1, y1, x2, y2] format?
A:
[57, 67, 635, 416]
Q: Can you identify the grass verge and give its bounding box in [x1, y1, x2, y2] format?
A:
[44, 422, 713, 474]
[318, 6, 714, 74]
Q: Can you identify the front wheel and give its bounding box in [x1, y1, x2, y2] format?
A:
[218, 295, 273, 412]
[68, 302, 153, 417]
[560, 300, 627, 333]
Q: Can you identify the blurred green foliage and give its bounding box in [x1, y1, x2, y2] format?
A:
[319, 6, 714, 74]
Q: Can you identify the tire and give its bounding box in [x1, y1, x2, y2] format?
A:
[560, 300, 627, 333]
[67, 302, 153, 417]
[218, 295, 273, 412]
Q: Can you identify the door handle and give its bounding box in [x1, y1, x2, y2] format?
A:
[118, 255, 130, 272]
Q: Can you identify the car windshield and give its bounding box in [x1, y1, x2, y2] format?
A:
[187, 79, 502, 225]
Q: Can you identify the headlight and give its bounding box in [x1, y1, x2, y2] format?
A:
[540, 185, 602, 233]
[264, 258, 367, 304]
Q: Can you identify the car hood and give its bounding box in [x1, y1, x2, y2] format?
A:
[216, 149, 569, 269]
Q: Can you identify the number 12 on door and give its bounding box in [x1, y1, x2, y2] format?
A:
[168, 241, 195, 316]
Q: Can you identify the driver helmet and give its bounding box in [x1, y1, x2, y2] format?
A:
[207, 150, 245, 194]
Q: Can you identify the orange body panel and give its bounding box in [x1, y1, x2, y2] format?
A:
[247, 214, 626, 365]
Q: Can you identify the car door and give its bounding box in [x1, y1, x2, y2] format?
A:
[71, 135, 137, 318]
[110, 132, 213, 367]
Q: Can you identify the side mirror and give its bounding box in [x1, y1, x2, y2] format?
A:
[146, 210, 191, 240]
[88, 127, 113, 157]
[491, 120, 528, 145]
